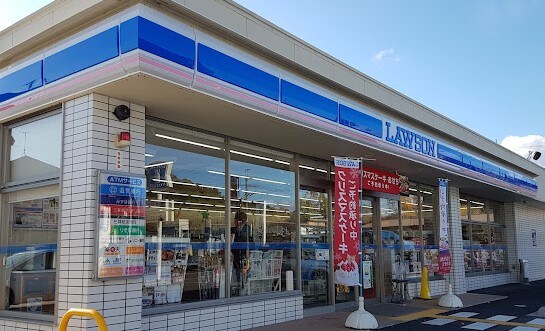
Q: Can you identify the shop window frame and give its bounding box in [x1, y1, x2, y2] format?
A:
[0, 108, 62, 323]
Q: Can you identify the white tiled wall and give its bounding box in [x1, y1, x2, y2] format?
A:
[466, 273, 510, 291]
[448, 186, 467, 295]
[141, 296, 303, 331]
[56, 94, 145, 331]
[513, 203, 545, 282]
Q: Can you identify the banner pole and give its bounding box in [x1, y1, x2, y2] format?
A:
[438, 178, 463, 308]
[344, 157, 378, 330]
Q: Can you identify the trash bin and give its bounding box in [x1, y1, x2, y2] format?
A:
[519, 259, 529, 284]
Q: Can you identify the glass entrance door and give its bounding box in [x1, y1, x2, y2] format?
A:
[300, 187, 330, 307]
[361, 199, 378, 300]
[380, 198, 401, 300]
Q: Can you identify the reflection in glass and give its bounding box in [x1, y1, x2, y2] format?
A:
[2, 194, 59, 315]
[470, 199, 487, 222]
[9, 113, 61, 183]
[229, 149, 295, 297]
[300, 188, 329, 307]
[361, 199, 376, 300]
[380, 198, 400, 299]
[144, 141, 226, 306]
[401, 192, 420, 279]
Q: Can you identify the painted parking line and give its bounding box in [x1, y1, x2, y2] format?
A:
[423, 314, 545, 330]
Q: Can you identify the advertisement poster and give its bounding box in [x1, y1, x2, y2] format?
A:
[333, 157, 361, 286]
[362, 260, 373, 289]
[96, 170, 146, 279]
[438, 179, 451, 274]
[42, 197, 59, 228]
[362, 167, 400, 195]
[13, 197, 59, 229]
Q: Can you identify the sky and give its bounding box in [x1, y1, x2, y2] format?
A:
[1, 0, 544, 167]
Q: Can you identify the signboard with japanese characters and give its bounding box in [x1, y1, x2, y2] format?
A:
[438, 178, 451, 275]
[362, 167, 404, 195]
[95, 170, 146, 279]
[333, 158, 361, 286]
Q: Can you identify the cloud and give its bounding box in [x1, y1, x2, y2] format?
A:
[372, 47, 401, 63]
[501, 135, 545, 167]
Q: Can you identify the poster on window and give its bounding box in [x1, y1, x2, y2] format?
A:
[42, 197, 59, 228]
[438, 178, 451, 274]
[333, 157, 361, 286]
[13, 199, 43, 228]
[95, 170, 146, 279]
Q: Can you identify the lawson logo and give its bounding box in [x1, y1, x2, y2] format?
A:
[385, 122, 436, 157]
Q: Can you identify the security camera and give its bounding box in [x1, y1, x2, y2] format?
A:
[113, 105, 131, 121]
[533, 151, 541, 161]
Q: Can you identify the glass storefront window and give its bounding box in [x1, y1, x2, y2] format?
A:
[462, 224, 472, 272]
[471, 224, 491, 272]
[144, 127, 226, 306]
[460, 198, 469, 220]
[300, 188, 329, 307]
[381, 198, 400, 299]
[401, 192, 420, 279]
[229, 142, 295, 297]
[1, 112, 61, 316]
[8, 113, 62, 184]
[461, 195, 506, 274]
[470, 199, 487, 223]
[491, 227, 507, 270]
[420, 186, 438, 277]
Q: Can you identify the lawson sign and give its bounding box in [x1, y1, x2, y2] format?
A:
[384, 121, 436, 157]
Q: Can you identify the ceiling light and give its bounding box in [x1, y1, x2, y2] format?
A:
[145, 161, 174, 168]
[231, 150, 273, 161]
[156, 133, 222, 150]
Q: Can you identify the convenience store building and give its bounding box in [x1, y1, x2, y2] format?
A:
[0, 1, 544, 330]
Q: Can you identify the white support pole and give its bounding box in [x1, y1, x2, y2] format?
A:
[345, 158, 378, 330]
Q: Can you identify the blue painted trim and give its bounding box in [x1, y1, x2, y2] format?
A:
[44, 26, 119, 84]
[0, 15, 538, 193]
[301, 243, 329, 249]
[338, 104, 382, 138]
[197, 44, 279, 100]
[0, 61, 43, 103]
[437, 144, 463, 166]
[280, 80, 338, 122]
[120, 16, 195, 69]
[0, 243, 57, 255]
[462, 153, 483, 173]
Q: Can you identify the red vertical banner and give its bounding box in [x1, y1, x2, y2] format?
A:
[333, 158, 361, 286]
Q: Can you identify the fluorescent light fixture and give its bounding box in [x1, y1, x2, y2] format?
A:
[470, 201, 485, 205]
[362, 205, 373, 209]
[240, 189, 267, 196]
[409, 188, 417, 192]
[191, 195, 223, 200]
[185, 202, 215, 207]
[316, 168, 328, 174]
[299, 165, 314, 170]
[422, 190, 433, 195]
[277, 203, 291, 207]
[460, 198, 468, 202]
[300, 197, 320, 202]
[152, 179, 196, 187]
[301, 206, 321, 210]
[267, 193, 291, 199]
[199, 184, 225, 191]
[145, 153, 154, 157]
[422, 209, 434, 212]
[145, 161, 174, 168]
[275, 160, 290, 165]
[251, 177, 288, 185]
[151, 191, 189, 197]
[422, 204, 433, 208]
[231, 150, 273, 161]
[330, 171, 335, 175]
[156, 133, 221, 150]
[401, 201, 418, 206]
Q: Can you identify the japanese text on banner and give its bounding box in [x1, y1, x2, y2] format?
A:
[333, 158, 361, 286]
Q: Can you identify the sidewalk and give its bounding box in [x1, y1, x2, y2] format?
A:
[251, 292, 506, 330]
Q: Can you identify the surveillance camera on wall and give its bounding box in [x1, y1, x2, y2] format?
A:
[113, 104, 131, 121]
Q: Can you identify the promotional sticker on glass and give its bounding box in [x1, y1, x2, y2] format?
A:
[95, 170, 146, 279]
